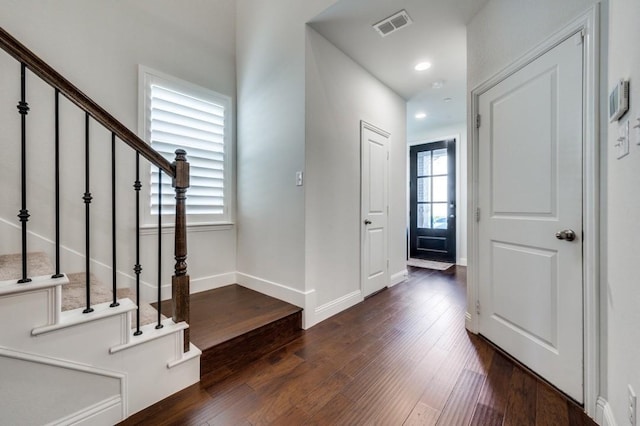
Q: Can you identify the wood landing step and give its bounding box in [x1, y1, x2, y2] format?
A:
[155, 284, 302, 379]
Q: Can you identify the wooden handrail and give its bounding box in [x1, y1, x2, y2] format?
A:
[0, 26, 174, 176]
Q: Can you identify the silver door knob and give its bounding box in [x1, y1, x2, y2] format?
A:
[555, 229, 576, 241]
[364, 219, 372, 225]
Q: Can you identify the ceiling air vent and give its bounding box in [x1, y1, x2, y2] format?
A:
[372, 10, 413, 37]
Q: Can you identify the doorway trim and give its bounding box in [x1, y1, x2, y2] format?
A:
[467, 5, 600, 416]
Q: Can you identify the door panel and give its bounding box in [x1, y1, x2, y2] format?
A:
[478, 34, 583, 402]
[361, 122, 389, 297]
[409, 140, 456, 262]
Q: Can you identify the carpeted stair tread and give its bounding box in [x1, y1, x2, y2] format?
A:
[117, 287, 167, 327]
[0, 252, 53, 281]
[63, 273, 165, 328]
[62, 273, 114, 310]
[1, 253, 167, 328]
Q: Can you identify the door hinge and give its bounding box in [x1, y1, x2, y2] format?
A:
[476, 207, 481, 222]
[476, 114, 481, 128]
[387, 259, 390, 270]
[387, 151, 390, 160]
[476, 300, 481, 315]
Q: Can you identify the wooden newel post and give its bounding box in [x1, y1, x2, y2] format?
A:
[172, 149, 190, 352]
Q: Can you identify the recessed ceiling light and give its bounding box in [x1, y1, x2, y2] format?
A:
[415, 112, 427, 119]
[443, 97, 453, 102]
[414, 62, 432, 71]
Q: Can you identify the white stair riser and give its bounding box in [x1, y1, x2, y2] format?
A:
[0, 279, 200, 422]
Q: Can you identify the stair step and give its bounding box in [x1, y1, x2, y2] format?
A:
[0, 252, 53, 281]
[1, 252, 163, 328]
[155, 284, 303, 380]
[63, 273, 164, 328]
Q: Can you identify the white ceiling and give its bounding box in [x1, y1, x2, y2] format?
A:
[309, 0, 489, 139]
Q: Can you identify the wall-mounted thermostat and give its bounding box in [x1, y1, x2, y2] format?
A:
[609, 79, 629, 122]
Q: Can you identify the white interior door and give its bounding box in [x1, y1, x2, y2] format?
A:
[477, 33, 584, 402]
[361, 122, 389, 298]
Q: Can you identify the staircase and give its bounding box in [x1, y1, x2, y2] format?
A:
[0, 26, 200, 424]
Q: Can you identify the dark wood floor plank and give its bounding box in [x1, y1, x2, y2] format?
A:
[170, 383, 254, 426]
[246, 360, 339, 425]
[415, 326, 480, 413]
[470, 403, 504, 426]
[476, 351, 514, 417]
[465, 334, 495, 375]
[294, 371, 352, 416]
[311, 393, 355, 425]
[119, 383, 212, 426]
[436, 369, 486, 425]
[536, 381, 570, 425]
[124, 266, 597, 426]
[404, 402, 440, 426]
[504, 367, 538, 426]
[568, 400, 598, 426]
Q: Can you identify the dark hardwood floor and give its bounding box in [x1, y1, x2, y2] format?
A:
[124, 266, 596, 426]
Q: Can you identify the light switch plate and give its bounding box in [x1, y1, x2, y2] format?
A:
[617, 119, 630, 159]
[296, 171, 303, 186]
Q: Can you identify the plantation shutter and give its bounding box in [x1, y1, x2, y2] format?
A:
[149, 84, 226, 215]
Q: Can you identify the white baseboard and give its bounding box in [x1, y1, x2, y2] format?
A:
[236, 272, 309, 308]
[458, 258, 468, 266]
[140, 271, 237, 302]
[390, 269, 408, 287]
[190, 272, 237, 295]
[465, 311, 475, 333]
[313, 290, 363, 325]
[52, 395, 123, 426]
[596, 397, 618, 426]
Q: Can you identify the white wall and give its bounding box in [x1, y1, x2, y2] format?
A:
[408, 122, 468, 266]
[235, 0, 337, 311]
[305, 28, 407, 319]
[467, 0, 600, 89]
[606, 0, 640, 423]
[0, 0, 237, 300]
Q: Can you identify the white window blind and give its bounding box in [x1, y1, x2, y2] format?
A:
[149, 84, 227, 216]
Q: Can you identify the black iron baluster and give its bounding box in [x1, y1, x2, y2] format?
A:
[110, 133, 119, 308]
[17, 63, 31, 284]
[156, 169, 163, 329]
[83, 112, 93, 314]
[52, 89, 63, 279]
[133, 153, 142, 336]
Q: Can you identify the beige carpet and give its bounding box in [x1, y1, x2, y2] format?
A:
[0, 252, 53, 281]
[407, 258, 454, 271]
[1, 252, 163, 327]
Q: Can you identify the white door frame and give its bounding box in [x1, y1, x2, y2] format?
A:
[467, 6, 600, 415]
[361, 120, 390, 297]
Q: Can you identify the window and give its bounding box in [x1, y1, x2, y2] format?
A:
[140, 67, 232, 225]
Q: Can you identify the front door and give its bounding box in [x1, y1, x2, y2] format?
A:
[409, 140, 456, 262]
[477, 33, 584, 402]
[361, 121, 389, 297]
